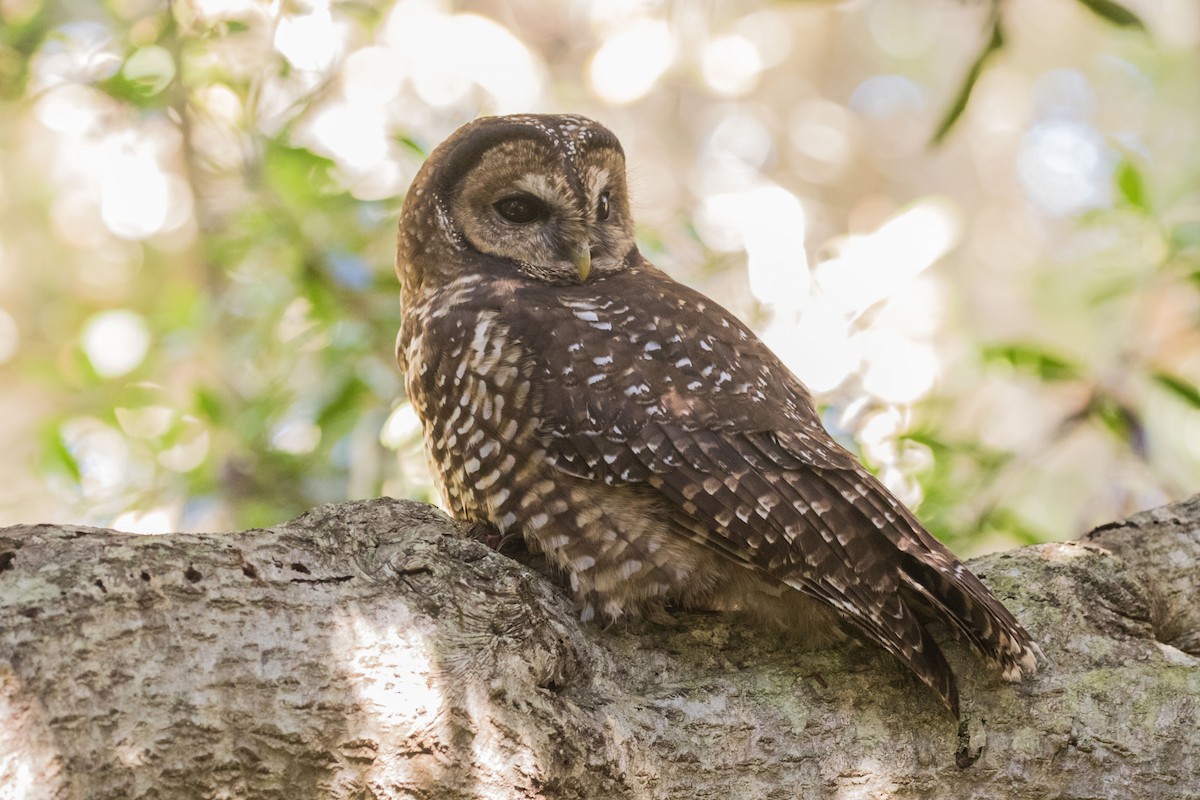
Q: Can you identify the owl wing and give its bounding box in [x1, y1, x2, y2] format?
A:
[521, 262, 1036, 715]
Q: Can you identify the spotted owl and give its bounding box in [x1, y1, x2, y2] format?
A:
[395, 113, 1039, 716]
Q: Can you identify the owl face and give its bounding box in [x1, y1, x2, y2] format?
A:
[417, 115, 637, 285]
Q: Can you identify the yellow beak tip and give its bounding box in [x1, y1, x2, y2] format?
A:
[575, 252, 592, 281]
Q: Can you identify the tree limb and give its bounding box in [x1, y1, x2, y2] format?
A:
[1, 496, 1198, 799]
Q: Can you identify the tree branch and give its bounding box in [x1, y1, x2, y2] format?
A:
[1, 496, 1198, 798]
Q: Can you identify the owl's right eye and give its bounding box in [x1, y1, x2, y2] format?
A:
[493, 195, 547, 225]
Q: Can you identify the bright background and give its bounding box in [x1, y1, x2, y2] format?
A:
[1, 0, 1198, 554]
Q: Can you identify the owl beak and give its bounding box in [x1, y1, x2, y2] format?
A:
[573, 243, 591, 282]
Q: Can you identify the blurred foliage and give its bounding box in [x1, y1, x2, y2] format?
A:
[931, 0, 1144, 143]
[0, 0, 1198, 556]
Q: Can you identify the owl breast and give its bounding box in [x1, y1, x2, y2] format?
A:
[400, 274, 539, 528]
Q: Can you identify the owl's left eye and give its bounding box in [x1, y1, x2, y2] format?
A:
[493, 194, 547, 225]
[597, 191, 611, 221]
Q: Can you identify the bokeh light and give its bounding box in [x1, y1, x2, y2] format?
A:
[589, 19, 674, 104]
[82, 310, 151, 378]
[0, 0, 1196, 554]
[274, 3, 340, 72]
[1018, 121, 1112, 215]
[702, 35, 763, 97]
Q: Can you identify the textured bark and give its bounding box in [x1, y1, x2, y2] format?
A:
[1, 495, 1197, 800]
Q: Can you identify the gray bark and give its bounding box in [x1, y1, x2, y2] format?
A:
[1, 495, 1197, 800]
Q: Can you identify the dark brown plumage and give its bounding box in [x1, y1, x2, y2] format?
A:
[395, 114, 1039, 717]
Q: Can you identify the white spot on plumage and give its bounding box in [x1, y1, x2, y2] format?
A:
[514, 380, 531, 406]
[619, 560, 643, 578]
[543, 534, 569, 549]
[575, 506, 604, 526]
[469, 318, 491, 356]
[757, 494, 778, 516]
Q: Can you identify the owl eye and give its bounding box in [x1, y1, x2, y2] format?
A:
[597, 191, 611, 221]
[493, 194, 547, 225]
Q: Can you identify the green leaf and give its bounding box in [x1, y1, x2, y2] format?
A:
[1075, 0, 1147, 30]
[397, 135, 428, 158]
[1089, 395, 1147, 455]
[982, 343, 1082, 381]
[1085, 273, 1143, 307]
[262, 143, 340, 207]
[1170, 221, 1200, 252]
[316, 375, 368, 429]
[932, 10, 1004, 145]
[1113, 159, 1149, 212]
[99, 71, 171, 109]
[0, 44, 28, 100]
[195, 388, 226, 424]
[1152, 372, 1200, 410]
[122, 45, 176, 96]
[40, 424, 82, 484]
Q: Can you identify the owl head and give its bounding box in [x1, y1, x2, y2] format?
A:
[397, 114, 637, 291]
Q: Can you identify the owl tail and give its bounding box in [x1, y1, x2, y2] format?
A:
[821, 469, 1041, 709]
[866, 590, 963, 717]
[897, 550, 1043, 684]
